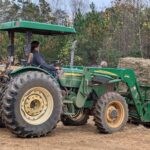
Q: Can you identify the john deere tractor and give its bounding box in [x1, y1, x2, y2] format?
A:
[0, 21, 150, 138]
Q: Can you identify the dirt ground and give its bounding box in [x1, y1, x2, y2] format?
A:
[0, 118, 150, 150]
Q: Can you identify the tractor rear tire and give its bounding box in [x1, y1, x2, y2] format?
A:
[61, 108, 89, 126]
[94, 92, 128, 133]
[2, 71, 62, 138]
[0, 86, 6, 128]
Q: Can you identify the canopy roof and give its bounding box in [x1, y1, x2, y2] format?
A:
[0, 20, 76, 35]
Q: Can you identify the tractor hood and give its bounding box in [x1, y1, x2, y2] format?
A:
[59, 66, 121, 88]
[59, 67, 84, 88]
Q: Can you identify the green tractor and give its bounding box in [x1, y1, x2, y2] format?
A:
[0, 21, 150, 138]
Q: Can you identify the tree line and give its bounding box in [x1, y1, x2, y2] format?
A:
[0, 0, 149, 67]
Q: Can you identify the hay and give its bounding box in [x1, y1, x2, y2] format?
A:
[118, 57, 150, 84]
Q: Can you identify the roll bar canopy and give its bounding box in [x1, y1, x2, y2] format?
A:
[0, 20, 76, 35]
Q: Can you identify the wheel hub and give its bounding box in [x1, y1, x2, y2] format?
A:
[20, 87, 53, 125]
[24, 95, 45, 116]
[105, 101, 125, 128]
[110, 109, 118, 119]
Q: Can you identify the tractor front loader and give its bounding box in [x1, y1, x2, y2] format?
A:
[59, 66, 150, 133]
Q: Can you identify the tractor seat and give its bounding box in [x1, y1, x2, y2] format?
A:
[27, 53, 33, 65]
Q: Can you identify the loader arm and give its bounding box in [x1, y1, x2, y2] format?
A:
[75, 67, 150, 122]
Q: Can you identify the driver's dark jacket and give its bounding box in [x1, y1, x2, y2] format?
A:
[31, 51, 56, 72]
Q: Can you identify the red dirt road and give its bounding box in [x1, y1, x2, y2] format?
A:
[0, 118, 150, 150]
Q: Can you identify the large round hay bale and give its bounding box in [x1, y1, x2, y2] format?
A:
[118, 57, 150, 84]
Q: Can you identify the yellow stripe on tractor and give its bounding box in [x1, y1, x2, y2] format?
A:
[94, 70, 118, 77]
[64, 73, 83, 77]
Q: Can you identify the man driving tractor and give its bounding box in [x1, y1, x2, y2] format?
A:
[30, 41, 59, 75]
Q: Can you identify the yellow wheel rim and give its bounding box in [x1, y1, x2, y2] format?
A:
[105, 101, 125, 128]
[20, 87, 54, 125]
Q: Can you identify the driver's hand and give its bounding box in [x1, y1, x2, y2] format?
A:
[55, 66, 61, 70]
[57, 69, 64, 78]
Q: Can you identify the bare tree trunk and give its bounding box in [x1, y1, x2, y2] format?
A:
[137, 0, 144, 57]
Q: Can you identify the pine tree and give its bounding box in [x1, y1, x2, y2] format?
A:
[74, 3, 105, 65]
[0, 0, 12, 22]
[39, 0, 53, 22]
[16, 0, 40, 21]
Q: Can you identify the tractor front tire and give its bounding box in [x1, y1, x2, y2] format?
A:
[143, 123, 150, 128]
[2, 71, 62, 138]
[61, 108, 89, 126]
[94, 92, 128, 133]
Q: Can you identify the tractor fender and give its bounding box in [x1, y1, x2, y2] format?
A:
[10, 66, 53, 78]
